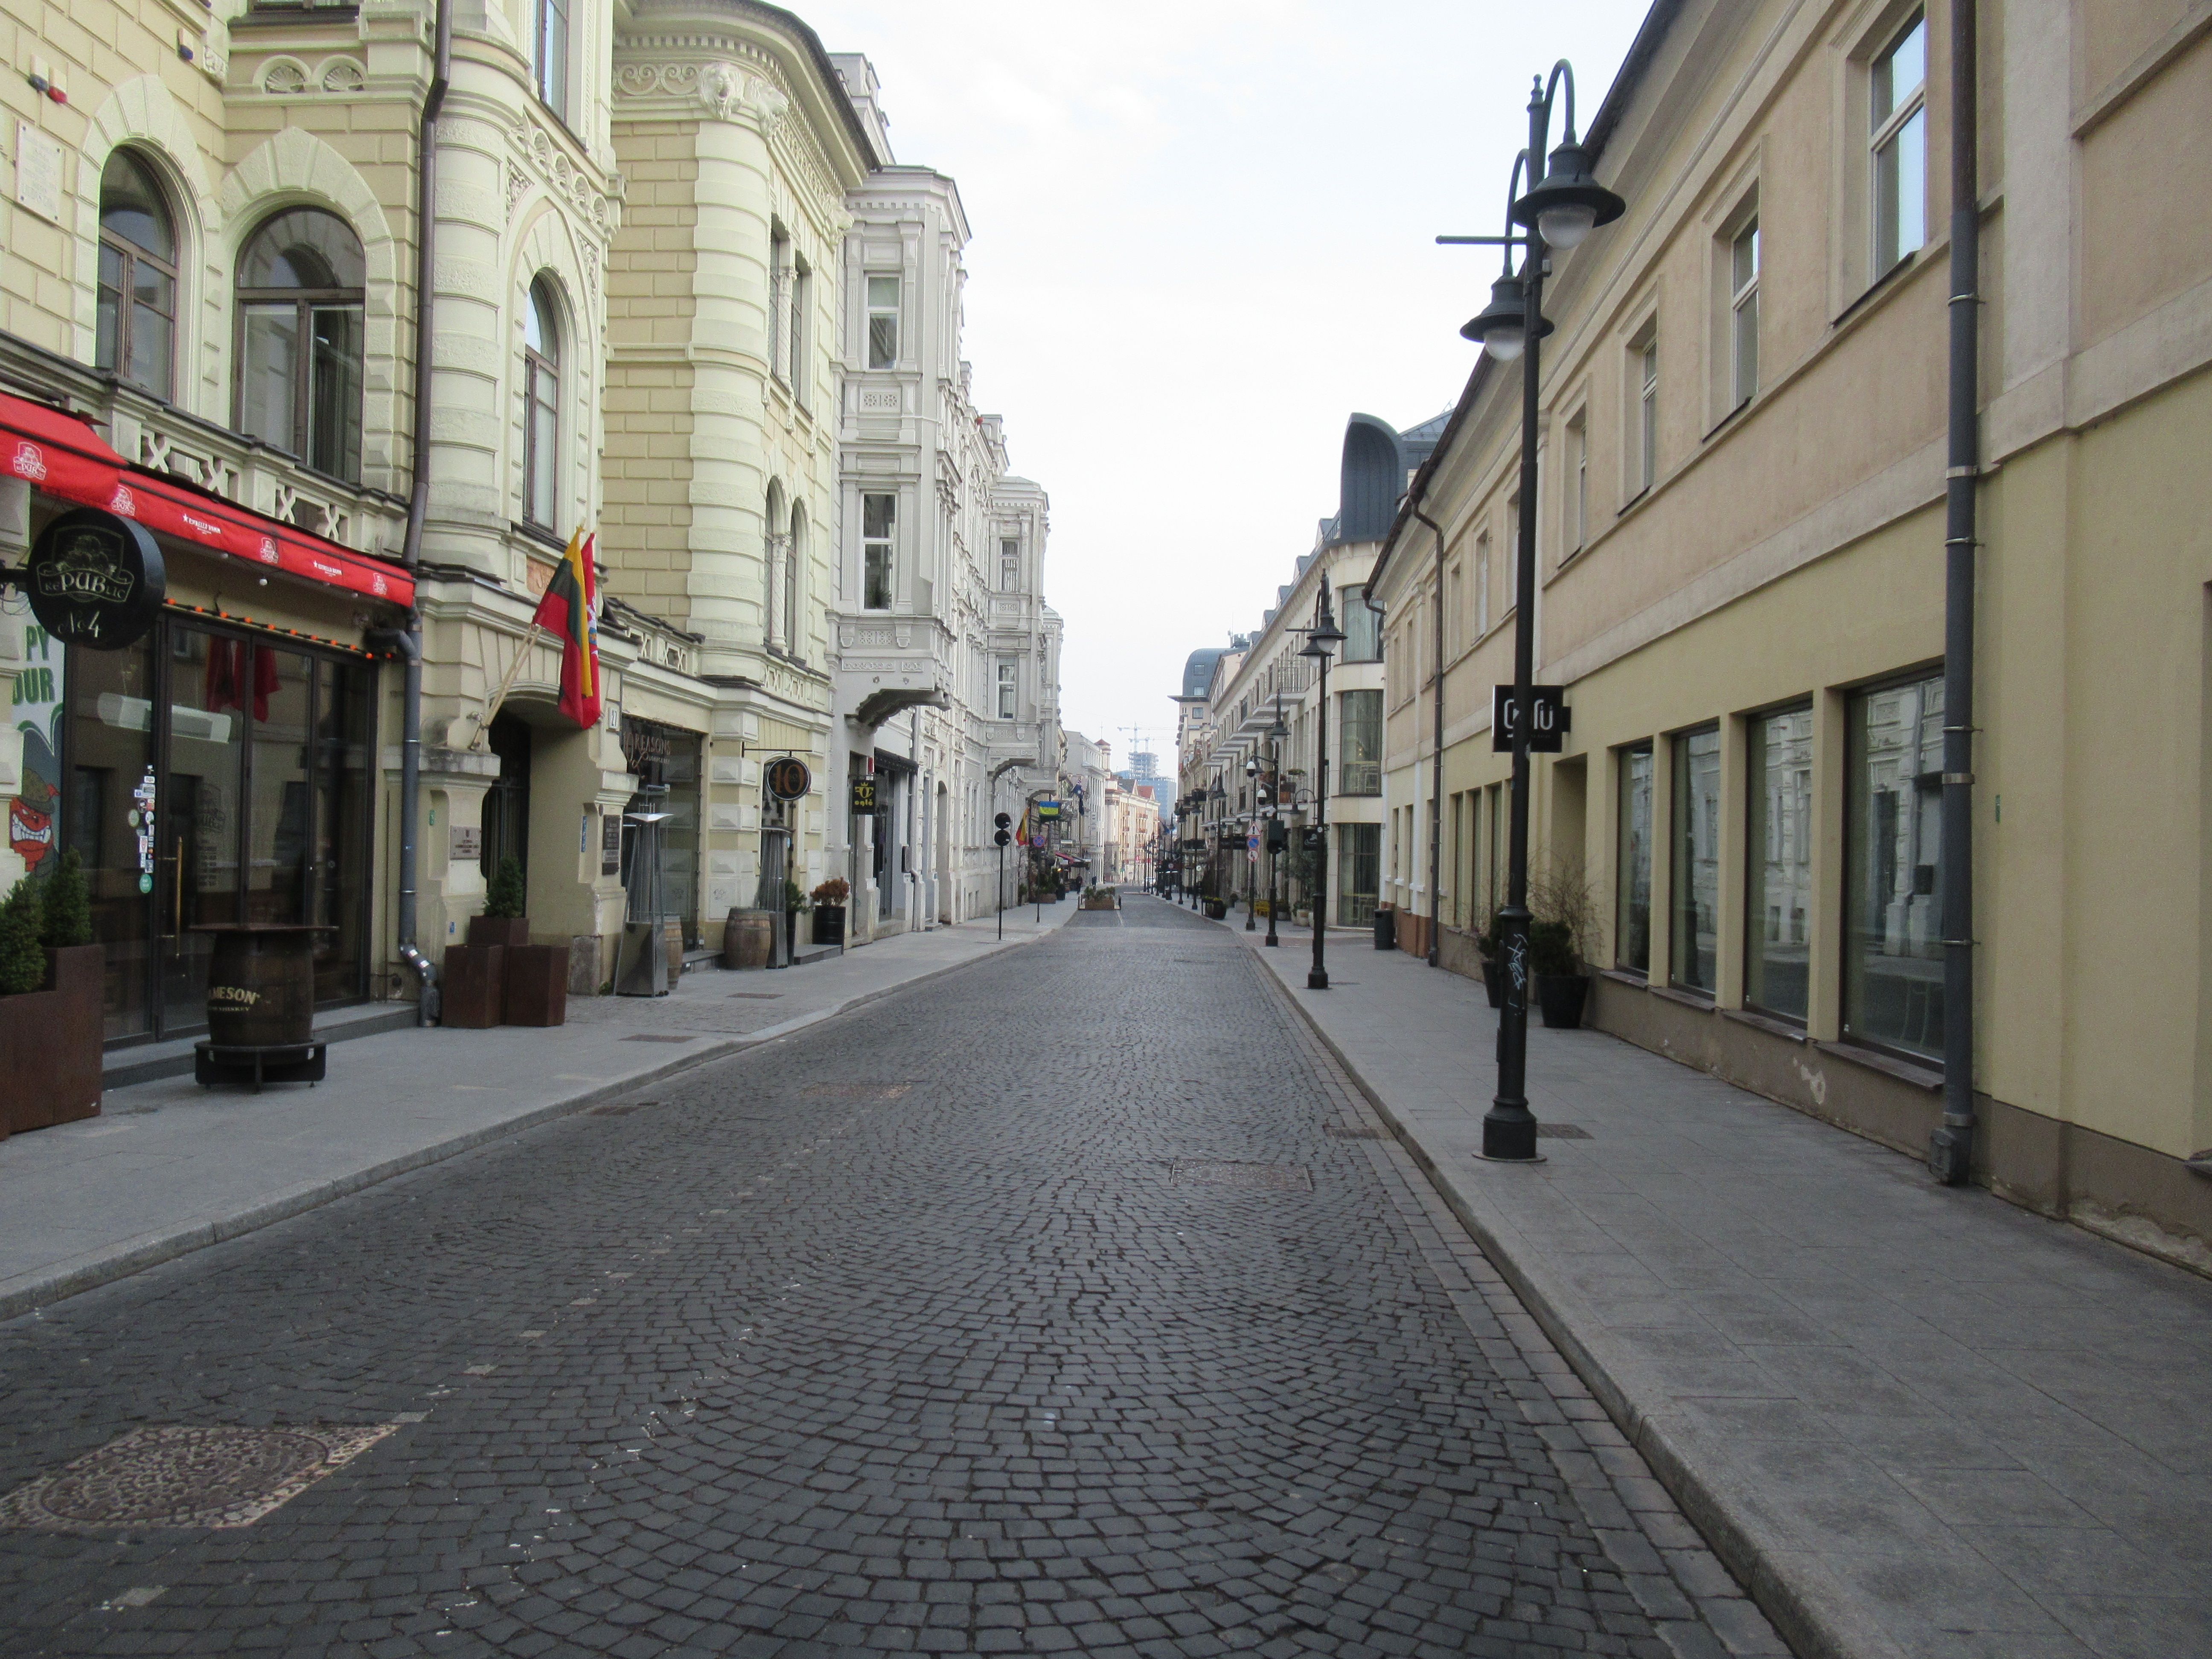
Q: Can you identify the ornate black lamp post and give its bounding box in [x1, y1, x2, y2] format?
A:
[1243, 757, 1260, 930]
[1449, 60, 1625, 1161]
[1265, 697, 1288, 947]
[1298, 590, 1347, 990]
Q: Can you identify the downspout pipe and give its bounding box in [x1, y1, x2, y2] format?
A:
[396, 0, 453, 1025]
[1412, 506, 1447, 966]
[1931, 0, 1979, 1185]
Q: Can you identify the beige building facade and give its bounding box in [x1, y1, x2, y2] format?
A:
[1368, 0, 2212, 1271]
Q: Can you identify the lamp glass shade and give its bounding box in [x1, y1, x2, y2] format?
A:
[1482, 325, 1526, 363]
[1537, 201, 1598, 247]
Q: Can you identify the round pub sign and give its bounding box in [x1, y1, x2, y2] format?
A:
[27, 507, 166, 650]
[765, 756, 812, 803]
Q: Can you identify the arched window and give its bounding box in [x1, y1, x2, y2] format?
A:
[786, 504, 805, 655]
[236, 208, 366, 483]
[763, 481, 787, 650]
[523, 279, 560, 530]
[96, 151, 178, 399]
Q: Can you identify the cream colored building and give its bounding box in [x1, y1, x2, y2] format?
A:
[1368, 0, 2212, 1271]
[0, 0, 1054, 1060]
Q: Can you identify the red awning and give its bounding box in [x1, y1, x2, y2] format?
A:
[0, 391, 413, 608]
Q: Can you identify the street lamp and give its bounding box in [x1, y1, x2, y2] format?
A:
[1266, 696, 1288, 948]
[1451, 60, 1625, 1163]
[1298, 590, 1347, 990]
[1243, 756, 1260, 931]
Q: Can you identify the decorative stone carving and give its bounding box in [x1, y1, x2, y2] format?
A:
[261, 58, 308, 96]
[506, 116, 622, 242]
[319, 58, 365, 94]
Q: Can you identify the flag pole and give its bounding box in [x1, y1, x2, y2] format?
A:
[470, 626, 537, 752]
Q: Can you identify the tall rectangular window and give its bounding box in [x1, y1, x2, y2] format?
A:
[768, 227, 790, 383]
[862, 492, 894, 610]
[789, 260, 812, 409]
[1671, 726, 1721, 995]
[1567, 414, 1588, 553]
[1449, 793, 1464, 928]
[1445, 562, 1461, 658]
[1339, 823, 1380, 928]
[1872, 13, 1927, 275]
[1746, 704, 1813, 1020]
[1731, 219, 1760, 407]
[1845, 671, 1944, 1060]
[1637, 337, 1659, 495]
[536, 0, 569, 123]
[1339, 690, 1382, 795]
[1616, 745, 1653, 973]
[1475, 533, 1491, 636]
[866, 274, 899, 369]
[996, 661, 1016, 720]
[1000, 537, 1020, 592]
[1341, 585, 1382, 662]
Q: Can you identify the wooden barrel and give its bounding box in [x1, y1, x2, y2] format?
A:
[201, 925, 322, 1047]
[722, 908, 774, 970]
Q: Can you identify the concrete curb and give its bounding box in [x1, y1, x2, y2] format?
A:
[1234, 926, 1892, 1659]
[0, 923, 1061, 1326]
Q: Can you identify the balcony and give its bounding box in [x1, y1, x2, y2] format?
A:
[834, 612, 953, 728]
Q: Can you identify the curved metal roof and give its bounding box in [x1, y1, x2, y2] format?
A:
[1180, 647, 1228, 699]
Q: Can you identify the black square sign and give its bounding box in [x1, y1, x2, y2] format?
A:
[1492, 685, 1572, 753]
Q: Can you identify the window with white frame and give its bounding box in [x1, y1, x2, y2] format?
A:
[862, 492, 894, 610]
[996, 660, 1017, 720]
[768, 224, 790, 383]
[535, 0, 569, 124]
[1631, 330, 1659, 496]
[866, 274, 899, 369]
[1871, 12, 1927, 276]
[523, 278, 560, 530]
[789, 258, 812, 408]
[1475, 531, 1490, 636]
[1730, 218, 1760, 406]
[1000, 537, 1020, 592]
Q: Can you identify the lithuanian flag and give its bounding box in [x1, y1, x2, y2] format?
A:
[530, 529, 602, 728]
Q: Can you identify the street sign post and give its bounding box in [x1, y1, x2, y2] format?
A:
[1491, 685, 1572, 753]
[993, 812, 1012, 939]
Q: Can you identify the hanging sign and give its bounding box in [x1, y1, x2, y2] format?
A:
[765, 755, 811, 803]
[849, 774, 879, 813]
[25, 507, 165, 649]
[1492, 684, 1572, 753]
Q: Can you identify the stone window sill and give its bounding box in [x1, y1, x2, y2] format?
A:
[1813, 1038, 1942, 1091]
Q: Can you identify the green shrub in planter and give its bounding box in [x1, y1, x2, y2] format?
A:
[41, 849, 93, 949]
[485, 855, 527, 920]
[1529, 920, 1578, 978]
[0, 875, 44, 995]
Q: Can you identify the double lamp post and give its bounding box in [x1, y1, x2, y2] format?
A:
[1441, 60, 1625, 1161]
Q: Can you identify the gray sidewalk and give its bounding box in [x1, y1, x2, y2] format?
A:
[1215, 908, 2212, 1659]
[0, 898, 1075, 1323]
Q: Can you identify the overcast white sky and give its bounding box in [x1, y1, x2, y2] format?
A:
[798, 0, 1653, 771]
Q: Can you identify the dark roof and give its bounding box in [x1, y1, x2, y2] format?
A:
[1179, 647, 1228, 699]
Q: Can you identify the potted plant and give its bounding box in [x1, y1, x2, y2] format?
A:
[1529, 867, 1597, 1029]
[811, 877, 849, 945]
[0, 850, 102, 1136]
[446, 854, 525, 1028]
[784, 878, 809, 958]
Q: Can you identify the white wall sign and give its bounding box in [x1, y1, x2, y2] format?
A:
[15, 122, 61, 223]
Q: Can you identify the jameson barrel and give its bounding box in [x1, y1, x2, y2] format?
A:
[197, 924, 327, 1047]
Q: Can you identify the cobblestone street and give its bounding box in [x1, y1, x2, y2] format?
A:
[0, 899, 1772, 1659]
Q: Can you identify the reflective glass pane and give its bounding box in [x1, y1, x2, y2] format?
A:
[309, 304, 364, 481]
[65, 633, 158, 1039]
[240, 303, 300, 452]
[131, 285, 174, 400]
[312, 657, 373, 1002]
[529, 361, 559, 527]
[99, 151, 173, 261]
[1671, 727, 1721, 994]
[867, 276, 899, 309]
[862, 493, 895, 539]
[245, 648, 313, 924]
[96, 244, 122, 374]
[1845, 673, 1945, 1059]
[868, 314, 897, 370]
[239, 208, 365, 289]
[1616, 747, 1652, 972]
[538, 0, 569, 120]
[1746, 706, 1812, 1019]
[162, 627, 247, 1033]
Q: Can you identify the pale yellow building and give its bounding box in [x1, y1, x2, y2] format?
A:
[1369, 0, 2212, 1272]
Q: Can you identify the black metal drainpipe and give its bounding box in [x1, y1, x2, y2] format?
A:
[1412, 507, 1448, 966]
[396, 0, 452, 1025]
[1933, 0, 1979, 1185]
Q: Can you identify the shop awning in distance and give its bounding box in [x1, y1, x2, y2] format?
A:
[0, 390, 413, 609]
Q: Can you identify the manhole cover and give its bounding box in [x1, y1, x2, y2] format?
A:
[0, 1425, 398, 1531]
[1169, 1160, 1312, 1192]
[623, 1033, 700, 1044]
[1537, 1123, 1592, 1139]
[1324, 1123, 1385, 1140]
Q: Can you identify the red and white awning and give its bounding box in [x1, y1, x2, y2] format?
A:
[0, 391, 413, 608]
